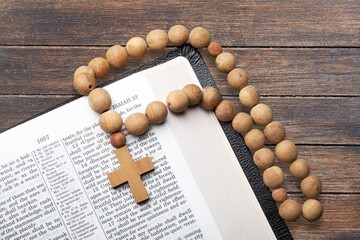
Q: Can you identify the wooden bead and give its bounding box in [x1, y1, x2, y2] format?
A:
[74, 65, 95, 79]
[215, 52, 236, 73]
[207, 41, 222, 57]
[146, 29, 169, 50]
[250, 103, 273, 126]
[264, 121, 286, 144]
[302, 199, 323, 222]
[88, 57, 110, 78]
[290, 159, 310, 179]
[239, 85, 260, 108]
[166, 90, 190, 113]
[272, 188, 287, 203]
[182, 84, 202, 105]
[215, 100, 236, 122]
[106, 45, 128, 67]
[263, 166, 285, 189]
[200, 87, 221, 110]
[73, 72, 96, 96]
[232, 112, 253, 135]
[301, 176, 322, 199]
[145, 101, 168, 124]
[168, 25, 189, 46]
[125, 113, 150, 136]
[244, 129, 265, 152]
[279, 199, 302, 222]
[110, 131, 126, 148]
[88, 88, 112, 113]
[189, 27, 210, 49]
[227, 68, 248, 90]
[253, 148, 275, 171]
[99, 110, 123, 133]
[275, 140, 298, 163]
[126, 37, 147, 58]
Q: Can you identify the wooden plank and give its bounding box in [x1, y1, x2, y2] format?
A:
[0, 1, 359, 46]
[1, 47, 359, 96]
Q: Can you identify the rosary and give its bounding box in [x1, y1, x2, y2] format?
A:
[72, 25, 323, 223]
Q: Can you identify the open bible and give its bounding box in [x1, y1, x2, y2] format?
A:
[0, 46, 292, 239]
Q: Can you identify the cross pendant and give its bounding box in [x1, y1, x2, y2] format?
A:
[107, 146, 155, 203]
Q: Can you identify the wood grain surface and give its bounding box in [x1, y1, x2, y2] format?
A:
[0, 1, 359, 239]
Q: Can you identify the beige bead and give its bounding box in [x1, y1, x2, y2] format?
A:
[279, 199, 302, 222]
[145, 101, 168, 124]
[74, 65, 95, 79]
[301, 176, 322, 199]
[250, 103, 273, 126]
[126, 37, 147, 58]
[146, 29, 169, 50]
[264, 121, 286, 144]
[166, 90, 190, 113]
[189, 27, 210, 49]
[302, 199, 323, 222]
[106, 45, 128, 67]
[263, 166, 285, 189]
[215, 100, 236, 122]
[290, 159, 310, 179]
[275, 140, 298, 163]
[253, 148, 275, 171]
[200, 87, 221, 110]
[125, 113, 150, 136]
[207, 42, 222, 57]
[215, 52, 236, 73]
[272, 188, 287, 203]
[182, 84, 202, 105]
[168, 25, 189, 46]
[239, 85, 260, 108]
[88, 57, 110, 78]
[244, 129, 265, 152]
[73, 72, 96, 96]
[99, 110, 123, 133]
[232, 112, 253, 135]
[110, 131, 126, 148]
[88, 88, 112, 113]
[227, 68, 248, 90]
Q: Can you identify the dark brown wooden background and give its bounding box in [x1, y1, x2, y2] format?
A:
[0, 1, 359, 239]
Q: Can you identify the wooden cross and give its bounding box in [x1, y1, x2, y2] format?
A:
[108, 146, 154, 203]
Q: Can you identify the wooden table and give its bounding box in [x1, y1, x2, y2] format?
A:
[0, 1, 359, 239]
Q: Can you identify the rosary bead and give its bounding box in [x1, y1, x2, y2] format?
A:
[275, 140, 298, 163]
[200, 87, 221, 110]
[73, 72, 96, 96]
[125, 113, 150, 136]
[88, 88, 112, 113]
[207, 41, 222, 57]
[253, 147, 275, 171]
[145, 101, 168, 124]
[250, 103, 273, 126]
[232, 112, 253, 135]
[272, 188, 287, 203]
[215, 52, 236, 73]
[74, 65, 95, 79]
[110, 131, 126, 148]
[290, 159, 310, 179]
[301, 176, 322, 199]
[88, 57, 110, 78]
[146, 29, 169, 51]
[263, 166, 285, 189]
[279, 199, 302, 222]
[215, 100, 236, 122]
[189, 27, 210, 49]
[264, 121, 286, 144]
[99, 110, 123, 133]
[166, 90, 190, 113]
[227, 68, 248, 90]
[244, 129, 265, 152]
[168, 25, 189, 46]
[302, 199, 323, 222]
[182, 84, 202, 105]
[239, 85, 260, 108]
[126, 37, 147, 58]
[106, 45, 128, 67]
